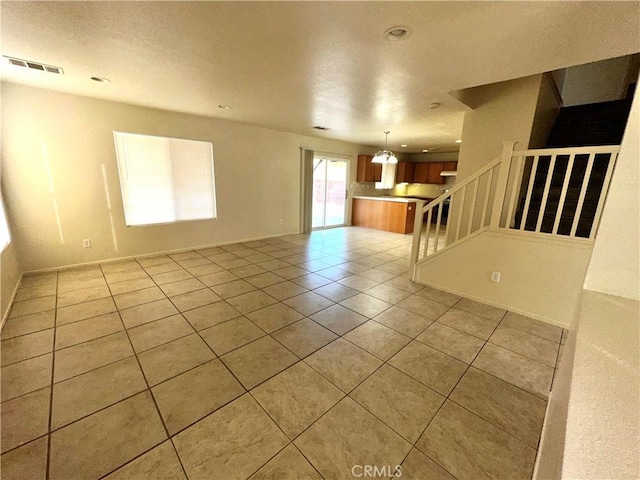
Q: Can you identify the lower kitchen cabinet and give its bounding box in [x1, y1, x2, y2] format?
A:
[352, 198, 417, 234]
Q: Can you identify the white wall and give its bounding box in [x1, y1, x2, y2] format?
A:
[561, 291, 639, 479]
[561, 56, 631, 106]
[415, 229, 593, 327]
[1, 83, 369, 271]
[583, 87, 639, 300]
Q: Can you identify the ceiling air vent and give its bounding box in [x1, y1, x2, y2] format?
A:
[3, 56, 64, 75]
[313, 126, 330, 131]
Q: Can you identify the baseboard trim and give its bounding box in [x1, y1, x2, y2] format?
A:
[415, 279, 572, 328]
[23, 230, 302, 275]
[1, 271, 24, 332]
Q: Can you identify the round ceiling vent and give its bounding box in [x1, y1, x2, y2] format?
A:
[384, 26, 412, 41]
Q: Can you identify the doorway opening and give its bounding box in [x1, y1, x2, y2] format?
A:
[312, 156, 348, 229]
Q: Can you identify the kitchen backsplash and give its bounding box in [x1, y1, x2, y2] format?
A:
[392, 177, 455, 197]
[351, 176, 455, 198]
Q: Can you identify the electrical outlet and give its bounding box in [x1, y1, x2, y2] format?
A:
[279, 219, 283, 225]
[82, 239, 91, 248]
[491, 271, 501, 283]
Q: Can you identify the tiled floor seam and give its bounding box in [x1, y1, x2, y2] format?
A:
[243, 390, 319, 479]
[484, 338, 559, 368]
[392, 309, 507, 480]
[45, 271, 59, 480]
[101, 265, 172, 439]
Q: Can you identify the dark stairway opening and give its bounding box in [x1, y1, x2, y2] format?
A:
[514, 95, 633, 238]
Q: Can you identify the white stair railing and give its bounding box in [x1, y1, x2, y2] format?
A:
[409, 154, 503, 271]
[409, 141, 621, 277]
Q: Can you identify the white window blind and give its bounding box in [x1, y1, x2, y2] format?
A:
[0, 193, 10, 252]
[113, 132, 217, 226]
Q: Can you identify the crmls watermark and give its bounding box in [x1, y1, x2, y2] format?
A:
[351, 465, 402, 477]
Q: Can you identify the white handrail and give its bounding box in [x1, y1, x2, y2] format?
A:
[409, 142, 621, 279]
[420, 156, 501, 213]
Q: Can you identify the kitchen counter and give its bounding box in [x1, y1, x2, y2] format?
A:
[351, 197, 418, 234]
[352, 195, 431, 203]
[352, 195, 417, 204]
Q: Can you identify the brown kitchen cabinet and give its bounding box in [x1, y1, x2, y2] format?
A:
[443, 161, 458, 172]
[412, 163, 430, 183]
[427, 162, 446, 184]
[352, 198, 417, 234]
[356, 155, 382, 182]
[395, 162, 414, 183]
[411, 161, 457, 184]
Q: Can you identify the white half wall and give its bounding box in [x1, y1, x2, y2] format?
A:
[414, 229, 593, 327]
[562, 291, 640, 479]
[583, 83, 639, 300]
[1, 83, 370, 271]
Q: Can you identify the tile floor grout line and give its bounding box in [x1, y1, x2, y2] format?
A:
[99, 263, 174, 443]
[45, 270, 59, 480]
[85, 259, 196, 480]
[410, 308, 546, 463]
[377, 300, 495, 480]
[483, 338, 560, 369]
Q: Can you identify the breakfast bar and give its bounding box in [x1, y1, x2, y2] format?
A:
[351, 196, 423, 234]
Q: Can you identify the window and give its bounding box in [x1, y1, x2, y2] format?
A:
[0, 193, 10, 252]
[113, 132, 217, 226]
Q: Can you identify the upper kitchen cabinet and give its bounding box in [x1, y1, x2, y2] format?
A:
[427, 162, 446, 184]
[356, 155, 382, 182]
[395, 162, 414, 183]
[410, 161, 458, 184]
[443, 161, 458, 172]
[413, 163, 430, 183]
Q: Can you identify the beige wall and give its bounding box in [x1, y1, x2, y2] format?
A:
[529, 73, 562, 149]
[562, 291, 639, 479]
[533, 319, 576, 480]
[561, 55, 631, 106]
[455, 75, 543, 182]
[415, 229, 593, 327]
[583, 85, 639, 300]
[2, 83, 368, 271]
[1, 241, 22, 322]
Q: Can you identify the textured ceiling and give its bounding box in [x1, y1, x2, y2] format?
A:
[1, 1, 639, 152]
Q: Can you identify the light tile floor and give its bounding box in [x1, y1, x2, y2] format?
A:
[0, 227, 567, 480]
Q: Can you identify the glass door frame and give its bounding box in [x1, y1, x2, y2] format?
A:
[311, 156, 349, 230]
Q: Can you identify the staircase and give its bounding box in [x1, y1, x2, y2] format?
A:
[546, 98, 632, 148]
[514, 99, 632, 238]
[409, 142, 621, 276]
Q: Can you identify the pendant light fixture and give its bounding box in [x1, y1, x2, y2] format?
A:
[372, 131, 398, 164]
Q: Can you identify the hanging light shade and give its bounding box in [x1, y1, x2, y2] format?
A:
[372, 131, 398, 164]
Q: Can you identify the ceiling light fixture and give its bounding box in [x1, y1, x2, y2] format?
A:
[372, 131, 398, 164]
[456, 139, 462, 143]
[384, 26, 412, 41]
[422, 149, 429, 153]
[428, 102, 441, 109]
[90, 76, 110, 83]
[218, 104, 232, 109]
[400, 144, 408, 148]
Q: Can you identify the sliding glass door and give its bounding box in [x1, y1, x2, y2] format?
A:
[312, 157, 348, 229]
